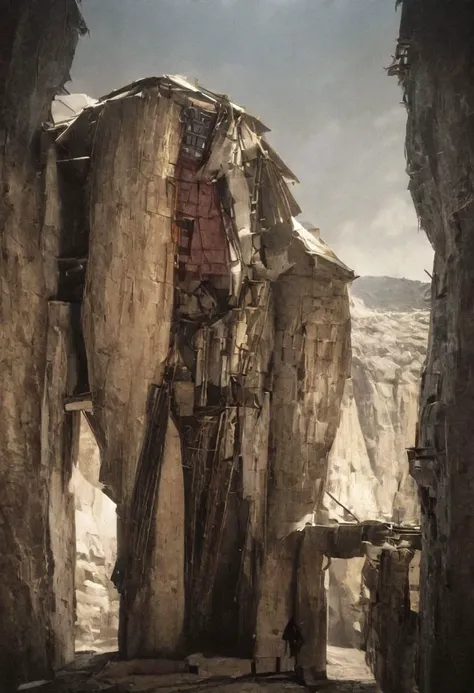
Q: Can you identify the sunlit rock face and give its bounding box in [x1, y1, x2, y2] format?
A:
[327, 276, 430, 647]
[72, 276, 430, 653]
[72, 418, 118, 652]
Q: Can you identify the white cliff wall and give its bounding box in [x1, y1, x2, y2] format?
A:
[72, 417, 118, 652]
[327, 277, 429, 647]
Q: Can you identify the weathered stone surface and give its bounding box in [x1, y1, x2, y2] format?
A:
[255, 245, 351, 663]
[42, 303, 80, 667]
[126, 416, 185, 657]
[72, 418, 118, 653]
[83, 91, 181, 507]
[0, 1, 84, 685]
[82, 91, 183, 657]
[295, 542, 328, 683]
[362, 548, 419, 693]
[43, 78, 353, 672]
[393, 2, 474, 690]
[328, 279, 429, 525]
[326, 277, 428, 648]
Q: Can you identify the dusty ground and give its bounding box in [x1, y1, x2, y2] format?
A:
[325, 646, 378, 691]
[17, 647, 377, 693]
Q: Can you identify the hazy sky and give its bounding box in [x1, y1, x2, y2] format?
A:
[71, 0, 434, 280]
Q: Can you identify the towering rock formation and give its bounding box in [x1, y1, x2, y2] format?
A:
[391, 2, 474, 690]
[327, 277, 429, 648]
[73, 275, 430, 670]
[0, 2, 85, 686]
[14, 76, 353, 680]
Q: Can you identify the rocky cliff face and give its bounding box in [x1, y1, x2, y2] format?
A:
[72, 419, 118, 652]
[327, 276, 429, 647]
[42, 77, 353, 674]
[0, 3, 85, 686]
[42, 79, 353, 668]
[72, 276, 430, 655]
[396, 4, 474, 689]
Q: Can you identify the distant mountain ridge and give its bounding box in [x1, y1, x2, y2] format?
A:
[351, 275, 430, 312]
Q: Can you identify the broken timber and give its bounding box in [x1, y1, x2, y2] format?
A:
[64, 394, 93, 412]
[302, 521, 422, 558]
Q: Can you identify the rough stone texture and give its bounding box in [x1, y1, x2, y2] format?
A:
[255, 244, 351, 667]
[329, 278, 429, 524]
[349, 275, 430, 313]
[395, 2, 474, 690]
[362, 548, 420, 693]
[83, 92, 181, 508]
[0, 1, 84, 686]
[131, 416, 185, 657]
[72, 418, 118, 653]
[326, 277, 429, 648]
[82, 90, 183, 658]
[42, 303, 80, 667]
[48, 78, 354, 672]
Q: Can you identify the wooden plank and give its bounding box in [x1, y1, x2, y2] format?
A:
[64, 394, 93, 412]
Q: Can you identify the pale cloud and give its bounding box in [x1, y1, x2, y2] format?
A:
[373, 106, 406, 131]
[370, 195, 417, 238]
[333, 194, 433, 279]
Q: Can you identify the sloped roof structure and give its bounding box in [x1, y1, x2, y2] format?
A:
[49, 74, 353, 291]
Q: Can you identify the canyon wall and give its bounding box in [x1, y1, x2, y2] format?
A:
[395, 2, 474, 690]
[0, 2, 85, 686]
[327, 276, 429, 648]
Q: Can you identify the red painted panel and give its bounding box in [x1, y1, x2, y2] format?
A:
[175, 161, 229, 279]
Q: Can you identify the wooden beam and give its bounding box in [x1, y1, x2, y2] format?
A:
[64, 394, 93, 412]
[301, 522, 422, 559]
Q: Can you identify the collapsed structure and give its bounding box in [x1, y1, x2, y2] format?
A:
[5, 72, 357, 684]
